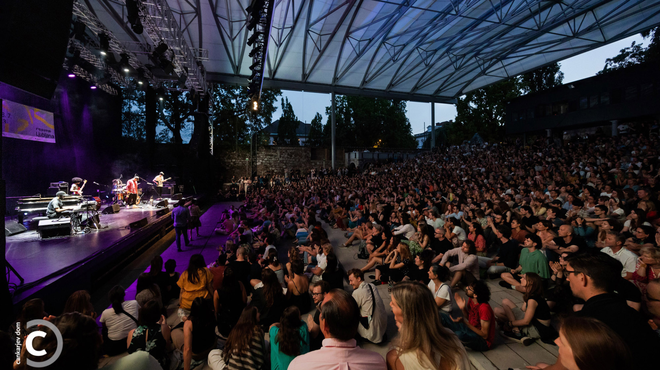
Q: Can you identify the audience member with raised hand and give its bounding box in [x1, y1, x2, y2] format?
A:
[269, 306, 310, 370]
[495, 273, 557, 346]
[387, 281, 469, 370]
[288, 289, 386, 370]
[441, 280, 495, 351]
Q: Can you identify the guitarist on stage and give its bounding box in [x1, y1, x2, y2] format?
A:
[153, 172, 170, 199]
[126, 175, 139, 207]
[70, 177, 86, 196]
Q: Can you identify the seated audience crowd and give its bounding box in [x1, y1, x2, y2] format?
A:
[5, 126, 660, 370]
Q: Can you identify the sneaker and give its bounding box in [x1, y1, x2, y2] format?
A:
[501, 331, 535, 346]
[368, 275, 376, 280]
[499, 281, 513, 290]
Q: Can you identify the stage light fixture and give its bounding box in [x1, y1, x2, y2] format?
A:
[120, 53, 131, 72]
[247, 32, 262, 46]
[249, 60, 262, 71]
[249, 47, 262, 58]
[99, 33, 110, 55]
[154, 43, 169, 57]
[68, 73, 76, 78]
[126, 0, 143, 35]
[71, 20, 87, 42]
[90, 85, 97, 90]
[253, 100, 258, 110]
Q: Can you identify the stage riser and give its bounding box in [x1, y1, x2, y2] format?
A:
[11, 211, 174, 315]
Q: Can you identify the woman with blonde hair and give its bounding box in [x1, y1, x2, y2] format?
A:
[387, 281, 469, 370]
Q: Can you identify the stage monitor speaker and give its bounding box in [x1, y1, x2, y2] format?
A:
[171, 193, 183, 201]
[102, 204, 121, 214]
[155, 199, 168, 208]
[5, 222, 28, 236]
[129, 218, 149, 230]
[156, 208, 169, 217]
[38, 218, 71, 238]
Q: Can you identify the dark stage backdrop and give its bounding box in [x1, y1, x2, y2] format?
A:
[1, 74, 122, 203]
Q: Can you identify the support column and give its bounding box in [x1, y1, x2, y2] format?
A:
[431, 102, 435, 149]
[145, 87, 157, 169]
[331, 92, 336, 170]
[611, 120, 619, 136]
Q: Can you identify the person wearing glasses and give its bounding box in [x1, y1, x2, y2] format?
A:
[528, 252, 660, 370]
[307, 280, 330, 350]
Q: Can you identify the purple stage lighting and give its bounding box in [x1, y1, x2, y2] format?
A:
[90, 85, 97, 90]
[68, 73, 76, 78]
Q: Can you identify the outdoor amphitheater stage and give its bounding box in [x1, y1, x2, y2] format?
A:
[6, 203, 177, 309]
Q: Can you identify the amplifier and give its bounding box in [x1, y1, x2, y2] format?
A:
[38, 218, 71, 238]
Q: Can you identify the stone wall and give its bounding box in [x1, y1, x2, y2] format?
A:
[218, 146, 345, 180]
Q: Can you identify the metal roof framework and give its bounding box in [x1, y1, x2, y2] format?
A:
[85, 0, 660, 102]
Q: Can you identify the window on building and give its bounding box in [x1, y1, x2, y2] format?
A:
[625, 86, 637, 101]
[600, 92, 609, 105]
[590, 95, 599, 108]
[580, 97, 588, 110]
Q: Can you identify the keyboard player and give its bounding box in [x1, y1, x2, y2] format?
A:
[47, 191, 67, 219]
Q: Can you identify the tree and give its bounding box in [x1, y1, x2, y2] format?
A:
[448, 78, 520, 144]
[520, 62, 564, 94]
[209, 84, 281, 149]
[121, 88, 146, 142]
[157, 88, 195, 145]
[598, 27, 659, 74]
[308, 112, 324, 146]
[277, 97, 299, 145]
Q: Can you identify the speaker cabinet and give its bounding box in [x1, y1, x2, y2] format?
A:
[5, 222, 28, 236]
[129, 218, 149, 230]
[102, 204, 121, 214]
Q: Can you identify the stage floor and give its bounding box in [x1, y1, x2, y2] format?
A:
[6, 205, 171, 288]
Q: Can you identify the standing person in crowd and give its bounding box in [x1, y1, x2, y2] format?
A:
[269, 306, 310, 370]
[172, 201, 190, 251]
[427, 264, 453, 314]
[288, 289, 386, 370]
[188, 199, 202, 240]
[494, 273, 557, 345]
[441, 280, 495, 351]
[545, 316, 632, 370]
[438, 240, 480, 289]
[177, 254, 214, 321]
[387, 281, 469, 370]
[100, 285, 139, 356]
[347, 269, 388, 344]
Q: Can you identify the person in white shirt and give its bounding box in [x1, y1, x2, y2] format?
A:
[393, 223, 416, 240]
[444, 217, 467, 247]
[347, 269, 388, 344]
[428, 265, 453, 313]
[601, 231, 637, 279]
[99, 285, 139, 356]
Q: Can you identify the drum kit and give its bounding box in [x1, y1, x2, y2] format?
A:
[112, 178, 127, 204]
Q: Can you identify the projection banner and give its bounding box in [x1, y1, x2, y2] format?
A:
[1, 99, 55, 143]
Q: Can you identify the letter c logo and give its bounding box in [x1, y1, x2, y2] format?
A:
[24, 320, 63, 368]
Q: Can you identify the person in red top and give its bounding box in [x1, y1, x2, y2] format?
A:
[440, 280, 495, 351]
[126, 175, 138, 206]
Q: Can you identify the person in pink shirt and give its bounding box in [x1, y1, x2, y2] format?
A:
[288, 289, 386, 370]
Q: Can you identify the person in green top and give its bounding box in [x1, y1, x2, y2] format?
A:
[269, 306, 310, 370]
[499, 234, 551, 293]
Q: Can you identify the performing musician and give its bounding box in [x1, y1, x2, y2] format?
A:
[70, 177, 86, 196]
[126, 175, 139, 206]
[153, 172, 165, 198]
[47, 191, 67, 219]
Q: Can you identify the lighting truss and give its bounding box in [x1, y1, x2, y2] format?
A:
[69, 64, 120, 95]
[132, 0, 207, 94]
[247, 0, 276, 104]
[72, 0, 158, 86]
[66, 39, 129, 89]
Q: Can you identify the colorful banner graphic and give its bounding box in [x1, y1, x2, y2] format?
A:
[2, 99, 55, 143]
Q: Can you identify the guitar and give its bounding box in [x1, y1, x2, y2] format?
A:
[71, 179, 87, 196]
[154, 177, 172, 187]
